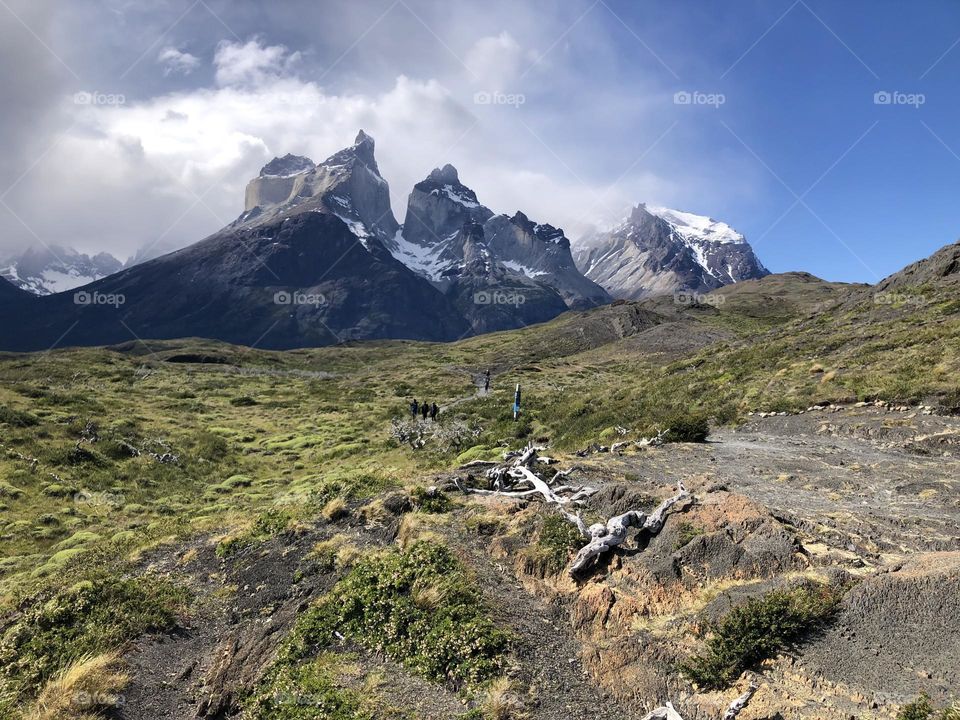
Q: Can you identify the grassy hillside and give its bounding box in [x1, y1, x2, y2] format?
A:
[1, 258, 959, 716]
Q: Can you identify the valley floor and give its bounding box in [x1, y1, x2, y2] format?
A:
[109, 405, 960, 719]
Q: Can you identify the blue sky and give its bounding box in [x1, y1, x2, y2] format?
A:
[1, 0, 959, 282]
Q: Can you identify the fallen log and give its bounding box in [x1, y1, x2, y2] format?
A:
[640, 682, 757, 720]
[458, 443, 597, 507]
[565, 480, 689, 575]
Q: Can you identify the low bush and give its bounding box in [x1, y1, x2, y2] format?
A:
[278, 542, 513, 689]
[663, 412, 710, 443]
[678, 583, 842, 690]
[897, 695, 960, 720]
[216, 509, 292, 558]
[0, 575, 185, 700]
[411, 486, 453, 513]
[535, 514, 587, 574]
[0, 405, 39, 427]
[674, 521, 704, 550]
[245, 654, 371, 720]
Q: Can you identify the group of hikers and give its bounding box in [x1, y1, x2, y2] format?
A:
[410, 399, 439, 421]
[407, 370, 495, 423]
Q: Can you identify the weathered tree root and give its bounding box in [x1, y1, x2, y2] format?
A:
[640, 682, 757, 720]
[457, 443, 598, 506]
[561, 480, 689, 575]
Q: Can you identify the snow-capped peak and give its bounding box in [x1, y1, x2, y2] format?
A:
[645, 205, 745, 245]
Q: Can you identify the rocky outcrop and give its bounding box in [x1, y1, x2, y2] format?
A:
[802, 552, 960, 704]
[436, 221, 569, 334]
[401, 164, 493, 251]
[394, 164, 609, 315]
[483, 212, 611, 309]
[574, 204, 768, 300]
[238, 130, 400, 251]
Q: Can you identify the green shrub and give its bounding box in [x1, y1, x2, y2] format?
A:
[899, 695, 936, 720]
[0, 405, 39, 427]
[536, 514, 587, 574]
[674, 521, 704, 550]
[246, 655, 372, 720]
[897, 695, 960, 720]
[411, 486, 453, 513]
[216, 509, 292, 558]
[0, 576, 185, 699]
[678, 584, 842, 690]
[663, 412, 710, 443]
[280, 542, 513, 689]
[230, 395, 258, 407]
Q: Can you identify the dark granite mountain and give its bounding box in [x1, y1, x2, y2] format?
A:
[434, 221, 568, 334]
[392, 164, 610, 314]
[0, 133, 469, 351]
[0, 275, 32, 304]
[574, 204, 769, 300]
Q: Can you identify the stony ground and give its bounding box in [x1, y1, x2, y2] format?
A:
[112, 403, 960, 720]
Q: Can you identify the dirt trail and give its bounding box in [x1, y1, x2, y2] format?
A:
[441, 523, 637, 720]
[601, 406, 960, 556]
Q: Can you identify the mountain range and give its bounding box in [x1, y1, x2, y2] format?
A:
[0, 131, 767, 352]
[573, 204, 769, 299]
[1, 246, 123, 295]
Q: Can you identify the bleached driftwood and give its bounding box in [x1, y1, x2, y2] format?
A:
[640, 683, 758, 720]
[722, 683, 757, 719]
[458, 443, 597, 507]
[564, 480, 689, 575]
[577, 429, 669, 457]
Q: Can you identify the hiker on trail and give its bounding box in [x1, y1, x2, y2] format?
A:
[421, 401, 429, 420]
[430, 402, 438, 421]
[484, 369, 491, 393]
[410, 399, 419, 418]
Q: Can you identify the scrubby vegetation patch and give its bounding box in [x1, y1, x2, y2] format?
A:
[679, 583, 843, 690]
[273, 542, 514, 690]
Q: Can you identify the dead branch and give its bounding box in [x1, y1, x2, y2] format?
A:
[722, 683, 758, 720]
[458, 443, 597, 507]
[640, 682, 758, 720]
[566, 480, 689, 575]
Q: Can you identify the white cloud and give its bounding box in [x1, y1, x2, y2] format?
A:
[157, 47, 201, 76]
[213, 39, 301, 87]
[465, 32, 525, 91]
[0, 20, 758, 261]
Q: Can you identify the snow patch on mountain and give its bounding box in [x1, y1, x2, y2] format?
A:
[648, 206, 745, 245]
[433, 184, 480, 208]
[1, 246, 123, 295]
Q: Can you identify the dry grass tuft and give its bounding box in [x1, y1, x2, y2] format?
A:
[480, 677, 527, 719]
[321, 497, 350, 521]
[32, 652, 129, 720]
